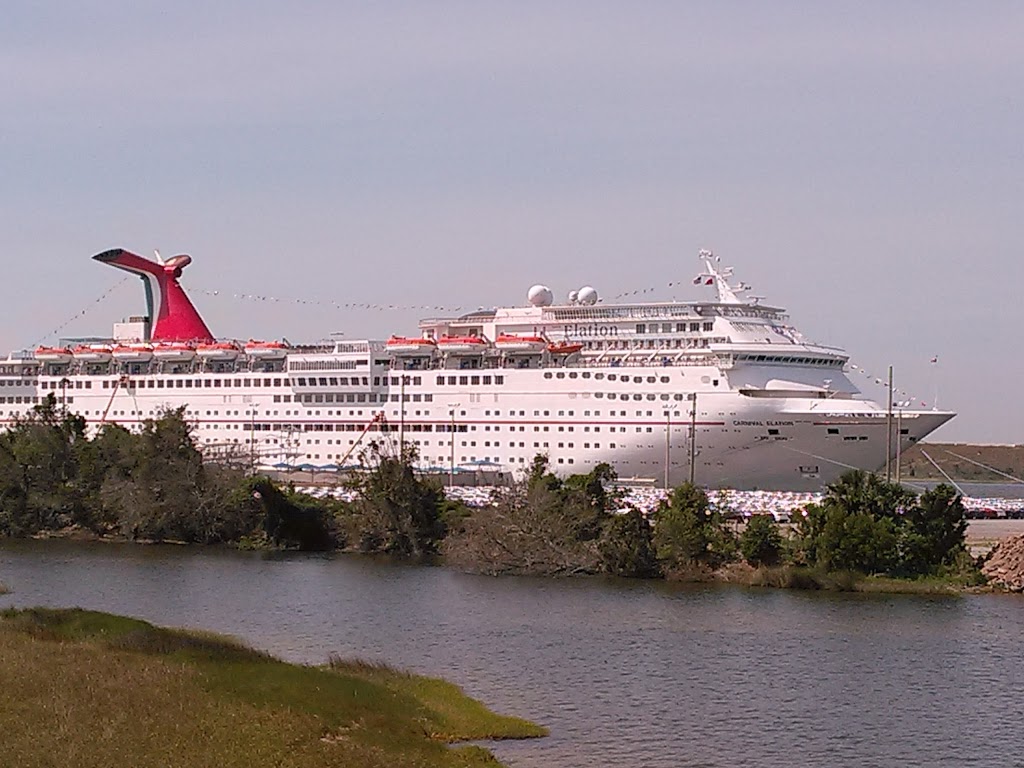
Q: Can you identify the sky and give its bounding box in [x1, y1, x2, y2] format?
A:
[2, 1, 1022, 444]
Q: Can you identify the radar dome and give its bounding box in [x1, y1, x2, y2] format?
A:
[578, 286, 599, 305]
[567, 290, 579, 304]
[528, 284, 553, 307]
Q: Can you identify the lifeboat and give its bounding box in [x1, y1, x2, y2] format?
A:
[196, 341, 241, 361]
[72, 344, 113, 363]
[34, 346, 73, 363]
[112, 343, 154, 362]
[494, 334, 546, 353]
[547, 341, 584, 356]
[244, 340, 290, 359]
[385, 336, 438, 356]
[436, 335, 489, 354]
[153, 342, 197, 362]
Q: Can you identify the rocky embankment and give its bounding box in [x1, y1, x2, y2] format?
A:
[982, 535, 1024, 592]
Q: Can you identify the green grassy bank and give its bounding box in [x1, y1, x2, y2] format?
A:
[0, 608, 545, 768]
[716, 564, 988, 594]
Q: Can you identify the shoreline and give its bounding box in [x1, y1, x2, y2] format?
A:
[6, 530, 1020, 596]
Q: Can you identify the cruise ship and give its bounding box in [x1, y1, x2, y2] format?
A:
[0, 248, 954, 491]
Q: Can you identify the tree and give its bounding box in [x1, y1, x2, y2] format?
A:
[2, 395, 90, 533]
[653, 482, 736, 569]
[794, 471, 973, 578]
[346, 442, 446, 556]
[816, 509, 899, 574]
[600, 509, 661, 578]
[442, 456, 617, 575]
[900, 484, 968, 574]
[823, 469, 915, 520]
[740, 514, 783, 567]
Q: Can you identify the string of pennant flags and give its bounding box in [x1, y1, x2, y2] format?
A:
[610, 268, 723, 299]
[847, 358, 940, 408]
[192, 287, 465, 314]
[32, 278, 131, 348]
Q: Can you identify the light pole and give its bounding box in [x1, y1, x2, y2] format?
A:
[688, 392, 698, 485]
[895, 406, 904, 484]
[60, 377, 70, 418]
[663, 409, 678, 490]
[398, 374, 406, 458]
[448, 403, 460, 488]
[885, 365, 894, 483]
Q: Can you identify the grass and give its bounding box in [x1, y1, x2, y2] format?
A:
[0, 607, 545, 768]
[728, 565, 987, 594]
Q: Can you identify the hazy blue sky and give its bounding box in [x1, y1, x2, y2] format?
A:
[2, 2, 1022, 443]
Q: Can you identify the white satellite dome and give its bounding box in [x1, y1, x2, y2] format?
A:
[578, 286, 599, 305]
[567, 290, 579, 304]
[527, 284, 554, 307]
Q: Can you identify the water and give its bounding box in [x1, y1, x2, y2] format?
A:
[2, 540, 1023, 768]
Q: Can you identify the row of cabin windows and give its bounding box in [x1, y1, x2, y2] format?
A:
[287, 359, 366, 371]
[596, 338, 715, 350]
[636, 322, 714, 333]
[41, 380, 93, 389]
[94, 376, 393, 389]
[544, 372, 675, 383]
[435, 375, 505, 386]
[733, 354, 844, 368]
[286, 393, 436, 404]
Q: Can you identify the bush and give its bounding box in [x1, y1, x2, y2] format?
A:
[653, 483, 736, 570]
[599, 509, 661, 578]
[740, 515, 783, 567]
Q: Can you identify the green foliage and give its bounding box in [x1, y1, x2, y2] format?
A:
[443, 456, 630, 576]
[791, 471, 973, 578]
[599, 509, 661, 578]
[344, 442, 447, 556]
[901, 484, 968, 570]
[0, 404, 286, 546]
[653, 482, 736, 569]
[739, 515, 783, 567]
[823, 469, 916, 519]
[0, 394, 90, 534]
[242, 478, 336, 551]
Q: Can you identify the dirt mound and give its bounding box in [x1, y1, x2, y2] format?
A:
[982, 535, 1024, 592]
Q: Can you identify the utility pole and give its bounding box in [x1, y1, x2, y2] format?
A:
[448, 404, 459, 489]
[249, 408, 256, 474]
[688, 392, 698, 485]
[885, 365, 894, 483]
[398, 374, 406, 458]
[664, 409, 671, 490]
[895, 407, 903, 484]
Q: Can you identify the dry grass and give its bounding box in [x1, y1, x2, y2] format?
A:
[0, 608, 544, 768]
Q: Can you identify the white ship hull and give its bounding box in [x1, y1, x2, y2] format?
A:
[0, 364, 953, 491]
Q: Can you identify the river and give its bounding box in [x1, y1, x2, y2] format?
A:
[2, 540, 1022, 768]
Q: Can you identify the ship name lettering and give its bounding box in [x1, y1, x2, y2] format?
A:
[561, 323, 619, 338]
[733, 420, 764, 427]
